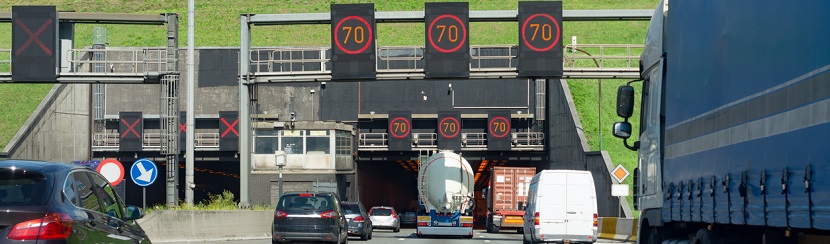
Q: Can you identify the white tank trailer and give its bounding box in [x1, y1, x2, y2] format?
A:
[416, 150, 475, 238]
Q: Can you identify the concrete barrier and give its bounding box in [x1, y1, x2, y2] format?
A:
[136, 210, 273, 243]
[597, 217, 638, 242]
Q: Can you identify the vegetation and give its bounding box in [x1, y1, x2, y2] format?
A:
[1, 0, 656, 211]
[146, 190, 271, 213]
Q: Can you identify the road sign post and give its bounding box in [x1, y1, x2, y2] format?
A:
[131, 159, 158, 209]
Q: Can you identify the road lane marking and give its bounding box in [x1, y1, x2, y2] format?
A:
[485, 240, 491, 242]
[399, 238, 405, 240]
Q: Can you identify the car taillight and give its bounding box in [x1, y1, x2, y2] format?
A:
[391, 213, 397, 218]
[462, 223, 472, 227]
[593, 213, 598, 227]
[534, 212, 540, 226]
[354, 216, 365, 222]
[321, 211, 338, 219]
[417, 222, 428, 226]
[8, 213, 73, 240]
[274, 210, 287, 218]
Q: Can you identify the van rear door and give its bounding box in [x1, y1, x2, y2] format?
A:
[565, 172, 596, 238]
[537, 171, 567, 235]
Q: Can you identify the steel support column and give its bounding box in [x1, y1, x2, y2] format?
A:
[163, 13, 180, 207]
[238, 15, 252, 208]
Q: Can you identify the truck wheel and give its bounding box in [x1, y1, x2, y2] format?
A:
[692, 229, 712, 244]
[465, 235, 473, 239]
[485, 216, 493, 233]
[646, 226, 662, 244]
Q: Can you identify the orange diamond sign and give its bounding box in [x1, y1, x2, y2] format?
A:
[612, 164, 630, 183]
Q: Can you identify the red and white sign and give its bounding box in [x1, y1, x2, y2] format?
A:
[97, 158, 125, 186]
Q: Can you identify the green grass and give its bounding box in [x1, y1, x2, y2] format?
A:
[1, 0, 656, 211]
[145, 190, 272, 213]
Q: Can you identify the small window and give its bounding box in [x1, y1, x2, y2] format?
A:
[0, 169, 50, 207]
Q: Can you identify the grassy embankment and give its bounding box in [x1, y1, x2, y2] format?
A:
[1, 0, 655, 209]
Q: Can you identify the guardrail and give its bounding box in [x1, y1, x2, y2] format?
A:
[250, 44, 641, 77]
[357, 132, 544, 150]
[66, 48, 173, 75]
[92, 132, 220, 149]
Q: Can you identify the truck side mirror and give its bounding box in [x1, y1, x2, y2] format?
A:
[613, 122, 632, 139]
[616, 85, 635, 118]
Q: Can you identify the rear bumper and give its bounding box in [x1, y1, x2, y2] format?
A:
[347, 223, 370, 236]
[272, 231, 340, 242]
[536, 233, 595, 243]
[417, 226, 474, 236]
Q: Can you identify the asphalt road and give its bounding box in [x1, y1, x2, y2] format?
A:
[166, 227, 632, 244]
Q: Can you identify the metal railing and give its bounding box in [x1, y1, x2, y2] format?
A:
[356, 132, 544, 150]
[359, 133, 387, 148]
[412, 133, 437, 147]
[564, 44, 642, 71]
[92, 132, 220, 149]
[512, 132, 545, 147]
[251, 44, 642, 76]
[0, 49, 10, 73]
[462, 133, 488, 148]
[65, 48, 173, 74]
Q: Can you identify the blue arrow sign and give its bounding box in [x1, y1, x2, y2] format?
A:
[130, 158, 158, 187]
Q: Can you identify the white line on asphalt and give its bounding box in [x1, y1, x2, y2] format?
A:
[485, 240, 491, 243]
[399, 238, 405, 240]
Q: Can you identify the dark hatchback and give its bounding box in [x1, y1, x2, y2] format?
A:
[0, 159, 150, 244]
[341, 202, 372, 240]
[272, 192, 348, 244]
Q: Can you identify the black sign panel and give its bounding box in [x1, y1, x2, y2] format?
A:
[331, 3, 376, 80]
[219, 111, 240, 151]
[487, 111, 512, 151]
[518, 1, 563, 77]
[179, 112, 187, 152]
[437, 111, 462, 151]
[424, 2, 469, 79]
[12, 6, 57, 82]
[119, 112, 143, 152]
[388, 111, 412, 151]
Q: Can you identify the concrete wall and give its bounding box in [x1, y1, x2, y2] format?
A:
[136, 210, 272, 242]
[2, 84, 91, 161]
[547, 79, 631, 218]
[251, 172, 340, 206]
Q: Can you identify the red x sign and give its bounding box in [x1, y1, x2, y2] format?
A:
[221, 118, 239, 137]
[121, 119, 141, 138]
[179, 123, 186, 132]
[15, 18, 53, 56]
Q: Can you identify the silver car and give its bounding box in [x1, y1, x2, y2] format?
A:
[369, 206, 400, 232]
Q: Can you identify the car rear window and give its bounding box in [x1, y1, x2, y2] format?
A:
[371, 208, 392, 216]
[277, 194, 334, 211]
[0, 168, 52, 207]
[342, 204, 361, 214]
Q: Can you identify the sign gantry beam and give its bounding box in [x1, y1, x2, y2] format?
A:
[246, 9, 652, 25]
[0, 12, 169, 24]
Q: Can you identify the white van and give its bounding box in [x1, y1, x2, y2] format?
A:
[522, 170, 598, 244]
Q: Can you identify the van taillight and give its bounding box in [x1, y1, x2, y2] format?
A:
[593, 213, 598, 227]
[8, 213, 73, 240]
[354, 216, 365, 222]
[274, 210, 287, 218]
[321, 211, 338, 219]
[534, 212, 540, 226]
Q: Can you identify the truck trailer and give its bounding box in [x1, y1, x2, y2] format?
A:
[612, 0, 830, 243]
[416, 150, 475, 238]
[485, 166, 535, 233]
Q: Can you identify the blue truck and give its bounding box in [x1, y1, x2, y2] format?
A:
[612, 0, 830, 243]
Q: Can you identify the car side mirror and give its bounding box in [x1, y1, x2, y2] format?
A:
[616, 85, 635, 118]
[125, 205, 144, 221]
[613, 122, 632, 139]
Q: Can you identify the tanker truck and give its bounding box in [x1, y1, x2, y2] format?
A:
[416, 150, 475, 238]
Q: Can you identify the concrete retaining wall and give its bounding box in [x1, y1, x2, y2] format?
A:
[2, 84, 90, 161]
[597, 217, 638, 242]
[136, 210, 272, 242]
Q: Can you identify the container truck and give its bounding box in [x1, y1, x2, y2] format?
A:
[416, 150, 475, 238]
[612, 0, 830, 243]
[485, 166, 535, 233]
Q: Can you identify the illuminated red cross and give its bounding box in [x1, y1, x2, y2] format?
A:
[179, 122, 186, 132]
[15, 18, 53, 56]
[220, 118, 239, 137]
[121, 118, 141, 138]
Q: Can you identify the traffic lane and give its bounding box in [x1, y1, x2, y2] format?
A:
[174, 227, 632, 244]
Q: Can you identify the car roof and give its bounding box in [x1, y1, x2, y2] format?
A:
[0, 159, 83, 174]
[371, 206, 395, 209]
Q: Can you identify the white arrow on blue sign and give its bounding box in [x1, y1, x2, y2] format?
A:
[130, 158, 158, 187]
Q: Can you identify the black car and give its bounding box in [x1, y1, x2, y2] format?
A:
[0, 159, 150, 243]
[341, 202, 372, 240]
[272, 192, 348, 243]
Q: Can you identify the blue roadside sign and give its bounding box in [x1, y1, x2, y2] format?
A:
[130, 158, 158, 187]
